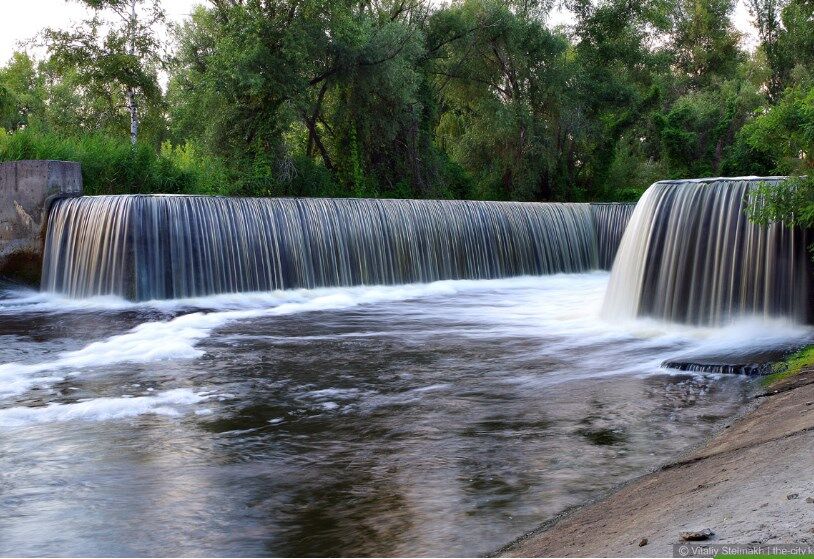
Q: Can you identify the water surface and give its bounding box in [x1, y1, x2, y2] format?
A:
[0, 273, 808, 556]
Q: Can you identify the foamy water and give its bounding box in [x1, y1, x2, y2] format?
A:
[0, 273, 809, 424]
[0, 388, 207, 427]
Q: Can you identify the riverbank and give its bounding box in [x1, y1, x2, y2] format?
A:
[500, 368, 814, 557]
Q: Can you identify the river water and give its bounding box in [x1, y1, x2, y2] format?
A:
[0, 272, 809, 556]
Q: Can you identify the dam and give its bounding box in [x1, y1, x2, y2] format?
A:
[603, 178, 812, 325]
[41, 196, 634, 300]
[0, 165, 810, 556]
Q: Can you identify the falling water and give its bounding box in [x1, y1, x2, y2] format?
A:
[603, 178, 813, 325]
[42, 196, 612, 300]
[591, 203, 636, 270]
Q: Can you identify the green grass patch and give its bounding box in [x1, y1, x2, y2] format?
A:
[762, 345, 814, 387]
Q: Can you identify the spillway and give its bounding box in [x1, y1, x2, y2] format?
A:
[591, 203, 637, 270]
[602, 178, 812, 325]
[42, 196, 630, 301]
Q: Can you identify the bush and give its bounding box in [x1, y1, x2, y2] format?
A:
[0, 128, 230, 196]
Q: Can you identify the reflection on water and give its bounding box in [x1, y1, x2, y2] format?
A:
[0, 273, 808, 556]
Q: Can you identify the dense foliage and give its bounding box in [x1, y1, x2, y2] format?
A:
[0, 0, 812, 203]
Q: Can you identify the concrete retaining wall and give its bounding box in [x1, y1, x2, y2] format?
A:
[0, 160, 82, 285]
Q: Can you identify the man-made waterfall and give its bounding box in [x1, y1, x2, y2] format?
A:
[591, 203, 637, 270]
[42, 196, 619, 300]
[603, 178, 812, 325]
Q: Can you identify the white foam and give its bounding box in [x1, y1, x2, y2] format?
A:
[0, 311, 222, 397]
[0, 290, 140, 313]
[410, 384, 451, 393]
[0, 278, 543, 397]
[305, 388, 362, 400]
[680, 317, 811, 354]
[0, 278, 463, 315]
[0, 388, 206, 427]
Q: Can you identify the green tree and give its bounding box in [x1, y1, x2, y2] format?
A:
[42, 0, 166, 145]
[3, 0, 812, 204]
[567, 0, 672, 199]
[774, 0, 814, 90]
[169, 0, 443, 197]
[669, 0, 743, 88]
[168, 0, 341, 194]
[429, 0, 571, 200]
[0, 52, 44, 131]
[746, 0, 784, 99]
[737, 82, 814, 175]
[655, 78, 763, 177]
[739, 79, 814, 229]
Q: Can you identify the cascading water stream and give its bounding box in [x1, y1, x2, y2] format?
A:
[42, 196, 632, 301]
[603, 178, 813, 325]
[591, 203, 637, 270]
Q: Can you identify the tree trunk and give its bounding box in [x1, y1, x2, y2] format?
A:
[127, 0, 138, 145]
[126, 87, 139, 146]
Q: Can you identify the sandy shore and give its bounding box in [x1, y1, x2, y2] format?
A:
[500, 370, 814, 557]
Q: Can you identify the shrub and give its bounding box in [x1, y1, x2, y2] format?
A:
[0, 128, 230, 196]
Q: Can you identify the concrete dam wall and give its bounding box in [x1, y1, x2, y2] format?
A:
[0, 160, 83, 284]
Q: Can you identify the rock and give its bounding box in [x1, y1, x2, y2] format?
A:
[638, 538, 648, 547]
[787, 493, 799, 500]
[680, 529, 714, 541]
[806, 497, 814, 504]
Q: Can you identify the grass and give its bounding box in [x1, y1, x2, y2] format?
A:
[762, 345, 814, 387]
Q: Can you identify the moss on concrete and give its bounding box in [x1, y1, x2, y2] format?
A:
[762, 345, 814, 387]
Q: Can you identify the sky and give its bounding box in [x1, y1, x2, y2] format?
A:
[0, 0, 201, 62]
[0, 0, 759, 65]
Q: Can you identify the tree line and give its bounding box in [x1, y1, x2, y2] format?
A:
[0, 0, 812, 207]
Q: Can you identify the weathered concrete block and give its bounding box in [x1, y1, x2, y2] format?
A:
[0, 160, 82, 285]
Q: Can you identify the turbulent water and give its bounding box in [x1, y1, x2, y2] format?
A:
[604, 178, 813, 325]
[42, 196, 634, 300]
[0, 273, 810, 556]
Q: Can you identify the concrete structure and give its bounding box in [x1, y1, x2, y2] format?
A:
[0, 160, 82, 285]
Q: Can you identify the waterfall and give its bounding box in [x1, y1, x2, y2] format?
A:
[42, 196, 616, 301]
[603, 178, 812, 325]
[591, 203, 637, 270]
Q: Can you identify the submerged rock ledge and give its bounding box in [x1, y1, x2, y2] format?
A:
[499, 370, 814, 557]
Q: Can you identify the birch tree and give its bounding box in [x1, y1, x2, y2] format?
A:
[43, 0, 165, 145]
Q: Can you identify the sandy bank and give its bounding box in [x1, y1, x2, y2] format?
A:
[500, 370, 814, 557]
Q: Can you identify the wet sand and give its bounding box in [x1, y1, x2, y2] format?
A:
[500, 369, 814, 557]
